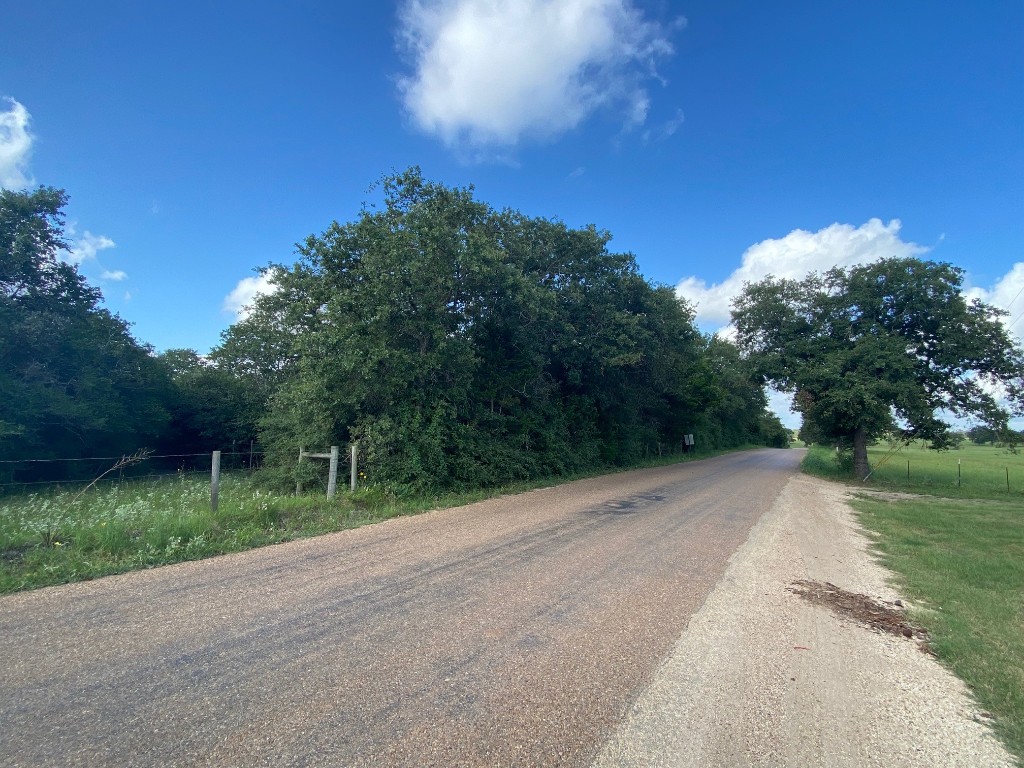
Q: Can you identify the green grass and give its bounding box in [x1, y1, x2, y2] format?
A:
[802, 441, 1024, 762]
[802, 441, 1024, 500]
[868, 441, 1024, 499]
[853, 495, 1024, 762]
[0, 445, 762, 594]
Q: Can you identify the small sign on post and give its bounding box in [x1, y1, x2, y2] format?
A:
[211, 450, 221, 512]
[683, 434, 695, 453]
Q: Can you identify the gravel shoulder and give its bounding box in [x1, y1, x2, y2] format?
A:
[593, 473, 1015, 767]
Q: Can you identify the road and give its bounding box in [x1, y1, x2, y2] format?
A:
[0, 449, 801, 767]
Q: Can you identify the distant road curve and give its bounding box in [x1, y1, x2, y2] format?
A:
[0, 448, 801, 767]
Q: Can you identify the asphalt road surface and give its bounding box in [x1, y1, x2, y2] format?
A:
[0, 449, 801, 767]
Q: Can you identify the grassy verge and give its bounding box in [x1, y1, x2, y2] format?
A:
[0, 445, 763, 594]
[854, 495, 1024, 762]
[802, 443, 1024, 762]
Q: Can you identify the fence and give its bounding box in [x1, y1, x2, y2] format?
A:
[297, 445, 359, 498]
[0, 449, 262, 493]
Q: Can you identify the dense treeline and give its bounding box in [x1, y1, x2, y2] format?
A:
[217, 169, 786, 490]
[0, 188, 169, 466]
[1, 174, 786, 489]
[0, 188, 259, 481]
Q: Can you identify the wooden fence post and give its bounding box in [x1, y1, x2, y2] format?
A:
[350, 444, 358, 492]
[211, 450, 221, 512]
[327, 446, 339, 499]
[296, 446, 304, 496]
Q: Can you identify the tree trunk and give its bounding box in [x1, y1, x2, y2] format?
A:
[853, 425, 870, 480]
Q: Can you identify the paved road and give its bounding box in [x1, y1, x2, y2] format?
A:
[0, 449, 801, 767]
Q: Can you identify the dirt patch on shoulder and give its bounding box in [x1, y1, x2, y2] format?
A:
[788, 579, 931, 649]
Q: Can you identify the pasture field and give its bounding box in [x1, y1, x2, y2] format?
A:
[867, 441, 1024, 499]
[803, 443, 1024, 762]
[803, 440, 1024, 499]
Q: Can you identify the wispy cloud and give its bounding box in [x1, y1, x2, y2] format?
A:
[223, 270, 279, 321]
[676, 218, 929, 327]
[642, 108, 684, 143]
[64, 230, 117, 266]
[100, 269, 128, 281]
[396, 0, 681, 153]
[0, 97, 34, 190]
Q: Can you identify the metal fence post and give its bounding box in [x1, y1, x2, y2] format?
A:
[211, 450, 221, 512]
[350, 444, 358, 492]
[327, 446, 339, 499]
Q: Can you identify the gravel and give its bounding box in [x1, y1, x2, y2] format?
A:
[593, 472, 1016, 767]
[0, 449, 800, 767]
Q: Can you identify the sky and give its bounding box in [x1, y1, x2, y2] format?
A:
[2, 1, 1023, 427]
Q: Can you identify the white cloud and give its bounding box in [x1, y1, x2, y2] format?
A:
[0, 97, 34, 190]
[224, 271, 278, 320]
[100, 269, 127, 281]
[64, 230, 117, 265]
[965, 262, 1024, 340]
[396, 0, 679, 151]
[676, 218, 929, 327]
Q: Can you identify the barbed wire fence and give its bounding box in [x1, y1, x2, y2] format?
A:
[0, 446, 263, 493]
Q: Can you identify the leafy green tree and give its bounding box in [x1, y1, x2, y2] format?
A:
[229, 168, 775, 491]
[966, 424, 997, 445]
[0, 187, 169, 466]
[156, 349, 262, 453]
[732, 258, 1024, 478]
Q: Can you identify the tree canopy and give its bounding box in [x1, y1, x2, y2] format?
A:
[2, 175, 789, 489]
[0, 187, 171, 465]
[224, 168, 785, 490]
[732, 258, 1024, 478]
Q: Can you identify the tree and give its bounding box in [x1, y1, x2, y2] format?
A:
[732, 258, 1024, 478]
[155, 349, 262, 453]
[227, 168, 779, 491]
[0, 187, 169, 466]
[966, 424, 997, 445]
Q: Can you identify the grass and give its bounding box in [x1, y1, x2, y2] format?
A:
[802, 442, 1024, 762]
[854, 495, 1024, 762]
[0, 444, 760, 594]
[803, 441, 1024, 499]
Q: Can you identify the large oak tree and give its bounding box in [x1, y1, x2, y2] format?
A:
[732, 258, 1024, 478]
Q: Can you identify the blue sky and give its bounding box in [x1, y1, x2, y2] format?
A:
[2, 1, 1023, 425]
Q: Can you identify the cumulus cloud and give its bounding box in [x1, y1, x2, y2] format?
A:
[100, 269, 127, 281]
[396, 0, 679, 151]
[676, 218, 929, 327]
[965, 262, 1024, 340]
[223, 270, 278, 320]
[0, 97, 34, 190]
